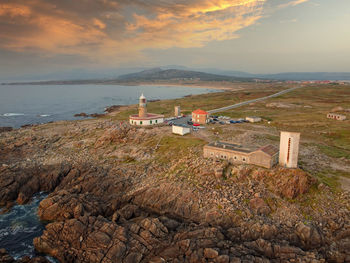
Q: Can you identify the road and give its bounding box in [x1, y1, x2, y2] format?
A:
[173, 86, 301, 125]
[208, 86, 300, 114]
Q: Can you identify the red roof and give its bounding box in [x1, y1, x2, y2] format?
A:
[192, 109, 208, 115]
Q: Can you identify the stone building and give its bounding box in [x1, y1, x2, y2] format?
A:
[203, 141, 279, 169]
[129, 94, 164, 126]
[192, 109, 209, 125]
[279, 131, 300, 168]
[327, 113, 347, 121]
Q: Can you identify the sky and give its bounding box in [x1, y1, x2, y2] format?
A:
[0, 0, 349, 80]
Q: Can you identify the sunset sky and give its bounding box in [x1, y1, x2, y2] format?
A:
[0, 0, 349, 80]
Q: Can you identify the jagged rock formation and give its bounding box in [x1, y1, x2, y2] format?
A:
[0, 119, 349, 262]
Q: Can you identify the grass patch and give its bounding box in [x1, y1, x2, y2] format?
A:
[318, 144, 350, 159]
[155, 135, 205, 164]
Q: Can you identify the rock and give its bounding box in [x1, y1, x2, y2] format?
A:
[215, 168, 224, 179]
[104, 105, 122, 113]
[0, 127, 13, 133]
[74, 113, 88, 117]
[216, 255, 230, 263]
[249, 198, 271, 215]
[331, 106, 344, 112]
[204, 248, 219, 259]
[295, 223, 323, 249]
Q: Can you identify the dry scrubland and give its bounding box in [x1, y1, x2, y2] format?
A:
[0, 83, 349, 262]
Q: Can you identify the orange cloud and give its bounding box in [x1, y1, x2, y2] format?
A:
[0, 0, 266, 63]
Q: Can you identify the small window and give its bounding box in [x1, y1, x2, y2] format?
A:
[150, 120, 152, 124]
[156, 120, 158, 123]
[234, 156, 237, 160]
[140, 121, 143, 125]
[243, 157, 246, 162]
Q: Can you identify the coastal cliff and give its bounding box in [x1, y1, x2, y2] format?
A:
[0, 117, 349, 263]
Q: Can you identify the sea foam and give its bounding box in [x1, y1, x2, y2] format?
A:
[2, 113, 25, 117]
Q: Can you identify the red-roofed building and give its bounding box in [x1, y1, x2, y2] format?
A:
[192, 109, 209, 124]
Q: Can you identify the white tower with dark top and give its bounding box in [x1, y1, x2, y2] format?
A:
[279, 131, 300, 168]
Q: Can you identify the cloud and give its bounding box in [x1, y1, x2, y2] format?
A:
[278, 0, 309, 9]
[0, 0, 266, 64]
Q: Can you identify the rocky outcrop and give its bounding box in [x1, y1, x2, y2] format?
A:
[0, 164, 71, 208]
[34, 214, 333, 263]
[0, 248, 50, 263]
[0, 127, 13, 133]
[1, 120, 349, 263]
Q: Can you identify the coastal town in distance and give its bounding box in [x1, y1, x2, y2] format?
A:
[0, 1, 350, 263]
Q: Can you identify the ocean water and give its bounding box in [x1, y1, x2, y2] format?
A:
[0, 193, 48, 260]
[0, 84, 218, 128]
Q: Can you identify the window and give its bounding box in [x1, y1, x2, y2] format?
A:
[287, 138, 291, 163]
[140, 121, 143, 125]
[150, 120, 152, 124]
[234, 156, 237, 160]
[156, 120, 158, 123]
[243, 157, 246, 162]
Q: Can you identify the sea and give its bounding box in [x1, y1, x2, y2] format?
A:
[0, 84, 219, 128]
[0, 193, 54, 260]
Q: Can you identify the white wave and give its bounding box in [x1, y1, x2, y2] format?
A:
[2, 113, 25, 117]
[39, 114, 50, 117]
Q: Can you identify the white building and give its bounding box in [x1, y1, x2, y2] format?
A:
[246, 116, 262, 123]
[129, 94, 164, 126]
[279, 131, 300, 168]
[327, 113, 347, 121]
[172, 124, 191, 136]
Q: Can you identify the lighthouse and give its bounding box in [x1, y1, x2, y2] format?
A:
[129, 93, 164, 126]
[138, 93, 147, 117]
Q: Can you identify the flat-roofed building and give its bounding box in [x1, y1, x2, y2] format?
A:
[203, 141, 279, 169]
[327, 113, 347, 121]
[172, 124, 191, 136]
[246, 116, 262, 123]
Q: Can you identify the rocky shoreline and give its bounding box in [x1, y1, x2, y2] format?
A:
[0, 117, 349, 262]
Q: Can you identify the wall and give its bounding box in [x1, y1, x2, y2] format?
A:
[192, 113, 208, 124]
[279, 131, 300, 168]
[172, 126, 190, 136]
[203, 146, 250, 164]
[175, 106, 181, 117]
[204, 146, 277, 169]
[130, 118, 164, 126]
[250, 151, 278, 169]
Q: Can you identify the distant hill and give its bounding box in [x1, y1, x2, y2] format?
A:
[117, 68, 253, 82]
[3, 66, 350, 85]
[3, 68, 254, 85]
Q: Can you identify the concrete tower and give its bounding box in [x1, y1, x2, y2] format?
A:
[279, 131, 300, 168]
[175, 106, 181, 117]
[138, 93, 147, 118]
